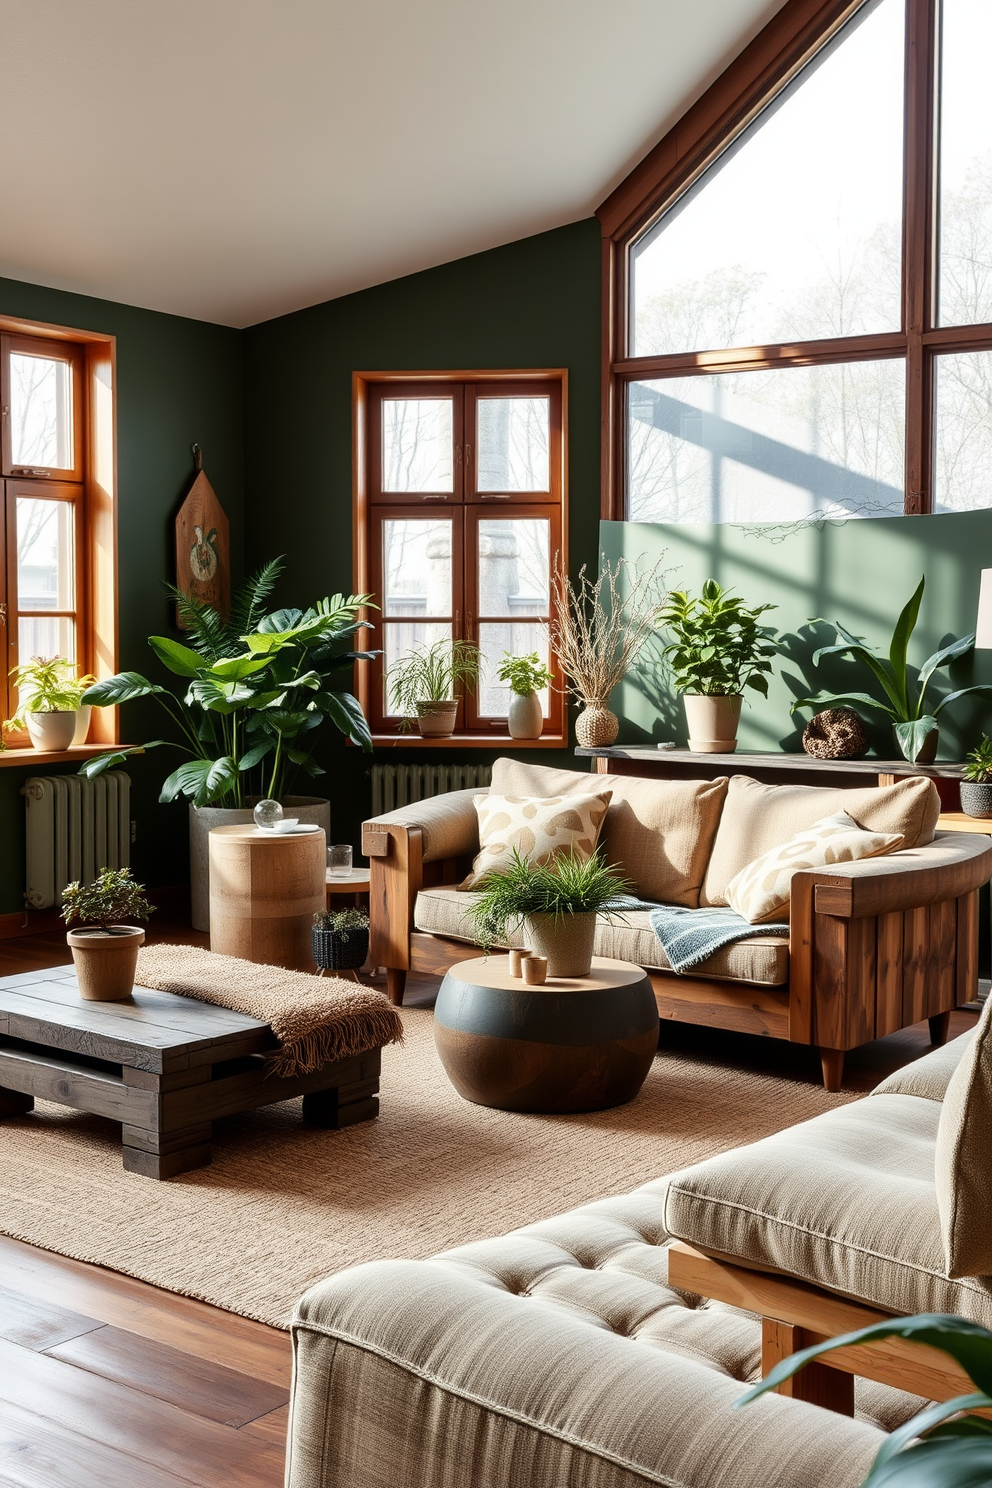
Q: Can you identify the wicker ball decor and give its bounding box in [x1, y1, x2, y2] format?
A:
[802, 707, 869, 760]
[574, 706, 619, 748]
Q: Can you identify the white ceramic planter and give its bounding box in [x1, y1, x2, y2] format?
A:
[522, 912, 597, 977]
[71, 704, 92, 746]
[682, 694, 742, 754]
[508, 691, 543, 740]
[188, 795, 331, 931]
[26, 710, 77, 751]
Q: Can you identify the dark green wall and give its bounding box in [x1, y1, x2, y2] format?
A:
[0, 278, 244, 915]
[242, 219, 603, 849]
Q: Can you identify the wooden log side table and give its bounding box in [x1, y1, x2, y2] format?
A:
[433, 955, 658, 1114]
[209, 825, 325, 972]
[0, 965, 381, 1179]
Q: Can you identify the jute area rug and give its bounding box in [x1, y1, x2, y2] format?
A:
[0, 1007, 852, 1329]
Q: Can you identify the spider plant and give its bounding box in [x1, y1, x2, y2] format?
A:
[738, 1313, 992, 1486]
[79, 557, 377, 807]
[792, 576, 992, 763]
[386, 639, 480, 715]
[469, 848, 630, 954]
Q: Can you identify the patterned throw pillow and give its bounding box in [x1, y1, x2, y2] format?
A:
[726, 811, 902, 925]
[459, 791, 612, 890]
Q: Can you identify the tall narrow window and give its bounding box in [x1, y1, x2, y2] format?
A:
[357, 374, 565, 743]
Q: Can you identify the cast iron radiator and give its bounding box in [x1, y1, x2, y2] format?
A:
[370, 763, 491, 817]
[22, 771, 131, 909]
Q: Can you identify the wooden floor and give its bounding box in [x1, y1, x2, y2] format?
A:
[0, 920, 982, 1486]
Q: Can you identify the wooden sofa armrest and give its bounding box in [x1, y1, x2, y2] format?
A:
[799, 831, 992, 920]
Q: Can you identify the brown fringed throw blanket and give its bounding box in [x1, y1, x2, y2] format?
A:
[135, 946, 403, 1078]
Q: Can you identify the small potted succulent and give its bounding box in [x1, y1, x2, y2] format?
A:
[497, 652, 553, 740]
[5, 657, 96, 751]
[469, 849, 629, 978]
[312, 907, 370, 973]
[61, 867, 155, 1002]
[385, 638, 481, 737]
[960, 736, 992, 818]
[657, 580, 777, 753]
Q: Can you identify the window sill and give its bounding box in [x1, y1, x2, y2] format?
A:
[370, 733, 566, 749]
[0, 744, 123, 768]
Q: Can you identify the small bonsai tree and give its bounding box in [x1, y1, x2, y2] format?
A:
[61, 868, 155, 932]
[496, 652, 554, 697]
[964, 735, 992, 783]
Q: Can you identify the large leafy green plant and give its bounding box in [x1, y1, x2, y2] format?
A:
[658, 580, 778, 697]
[80, 559, 375, 807]
[738, 1313, 992, 1486]
[792, 576, 992, 762]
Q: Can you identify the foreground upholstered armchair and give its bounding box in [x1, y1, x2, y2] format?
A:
[363, 757, 992, 1088]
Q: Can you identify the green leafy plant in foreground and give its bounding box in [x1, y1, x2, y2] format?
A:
[61, 868, 155, 931]
[78, 558, 376, 808]
[469, 849, 630, 954]
[496, 652, 554, 696]
[739, 1313, 992, 1486]
[792, 576, 992, 763]
[964, 735, 992, 784]
[657, 580, 778, 697]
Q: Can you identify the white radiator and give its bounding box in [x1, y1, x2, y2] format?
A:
[370, 763, 491, 817]
[22, 772, 131, 909]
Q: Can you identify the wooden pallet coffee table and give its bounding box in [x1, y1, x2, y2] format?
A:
[0, 965, 381, 1179]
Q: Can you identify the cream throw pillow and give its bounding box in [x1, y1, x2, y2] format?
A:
[935, 997, 992, 1278]
[726, 811, 902, 925]
[459, 791, 612, 890]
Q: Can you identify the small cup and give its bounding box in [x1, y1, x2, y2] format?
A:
[508, 947, 533, 978]
[327, 844, 353, 879]
[521, 955, 548, 986]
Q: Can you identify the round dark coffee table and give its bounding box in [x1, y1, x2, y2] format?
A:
[433, 955, 658, 1114]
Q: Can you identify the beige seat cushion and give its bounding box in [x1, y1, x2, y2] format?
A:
[702, 773, 940, 906]
[290, 1183, 913, 1488]
[726, 811, 902, 924]
[665, 1093, 992, 1325]
[936, 995, 992, 1278]
[490, 757, 728, 908]
[872, 1031, 974, 1102]
[460, 790, 612, 889]
[415, 887, 789, 986]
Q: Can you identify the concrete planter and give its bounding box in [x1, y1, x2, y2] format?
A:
[682, 694, 742, 753]
[508, 691, 543, 740]
[523, 912, 597, 978]
[960, 781, 992, 818]
[188, 795, 330, 931]
[67, 926, 145, 1001]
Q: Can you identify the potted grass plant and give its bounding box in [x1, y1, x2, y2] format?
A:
[657, 580, 778, 753]
[960, 735, 992, 818]
[61, 867, 155, 1002]
[497, 652, 553, 740]
[385, 638, 481, 737]
[4, 657, 97, 751]
[469, 849, 629, 978]
[312, 906, 370, 973]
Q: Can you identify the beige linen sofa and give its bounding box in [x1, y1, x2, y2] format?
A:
[363, 757, 992, 1088]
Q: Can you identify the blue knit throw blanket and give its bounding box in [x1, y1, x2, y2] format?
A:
[609, 897, 788, 975]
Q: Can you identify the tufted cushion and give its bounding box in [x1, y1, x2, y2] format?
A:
[725, 811, 901, 924]
[289, 1182, 926, 1488]
[935, 994, 992, 1278]
[414, 887, 790, 986]
[460, 790, 611, 889]
[489, 757, 729, 908]
[701, 773, 940, 906]
[665, 1092, 992, 1325]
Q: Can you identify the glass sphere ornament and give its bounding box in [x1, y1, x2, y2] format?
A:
[253, 799, 284, 831]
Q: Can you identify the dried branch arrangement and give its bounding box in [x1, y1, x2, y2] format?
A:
[549, 554, 668, 710]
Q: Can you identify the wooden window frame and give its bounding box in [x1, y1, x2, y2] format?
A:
[597, 0, 987, 522]
[0, 315, 118, 756]
[354, 369, 567, 748]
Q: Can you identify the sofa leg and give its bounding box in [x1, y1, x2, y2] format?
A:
[928, 1011, 951, 1047]
[386, 969, 407, 1007]
[819, 1048, 845, 1092]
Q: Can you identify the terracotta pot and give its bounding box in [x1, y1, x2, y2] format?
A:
[26, 710, 77, 751]
[416, 701, 458, 737]
[508, 691, 543, 740]
[522, 912, 597, 977]
[574, 706, 619, 748]
[188, 795, 330, 933]
[67, 926, 145, 1001]
[682, 693, 742, 753]
[959, 781, 992, 818]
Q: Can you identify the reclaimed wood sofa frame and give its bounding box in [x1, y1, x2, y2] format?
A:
[363, 808, 992, 1090]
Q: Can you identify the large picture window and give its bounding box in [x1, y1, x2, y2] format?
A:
[355, 373, 566, 744]
[601, 0, 992, 523]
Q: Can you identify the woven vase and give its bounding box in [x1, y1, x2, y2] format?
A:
[575, 706, 619, 748]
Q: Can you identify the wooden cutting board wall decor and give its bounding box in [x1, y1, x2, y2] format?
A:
[174, 444, 230, 624]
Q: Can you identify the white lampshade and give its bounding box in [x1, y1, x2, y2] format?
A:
[977, 570, 992, 650]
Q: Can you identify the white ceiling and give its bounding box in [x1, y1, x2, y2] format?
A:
[0, 1, 785, 328]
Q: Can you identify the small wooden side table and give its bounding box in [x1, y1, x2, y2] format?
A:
[433, 955, 658, 1114]
[209, 825, 325, 972]
[325, 867, 371, 908]
[937, 812, 992, 835]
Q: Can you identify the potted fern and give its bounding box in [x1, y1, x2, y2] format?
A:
[62, 868, 155, 1001]
[497, 652, 553, 740]
[469, 849, 629, 977]
[4, 657, 96, 751]
[385, 638, 480, 737]
[961, 736, 992, 818]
